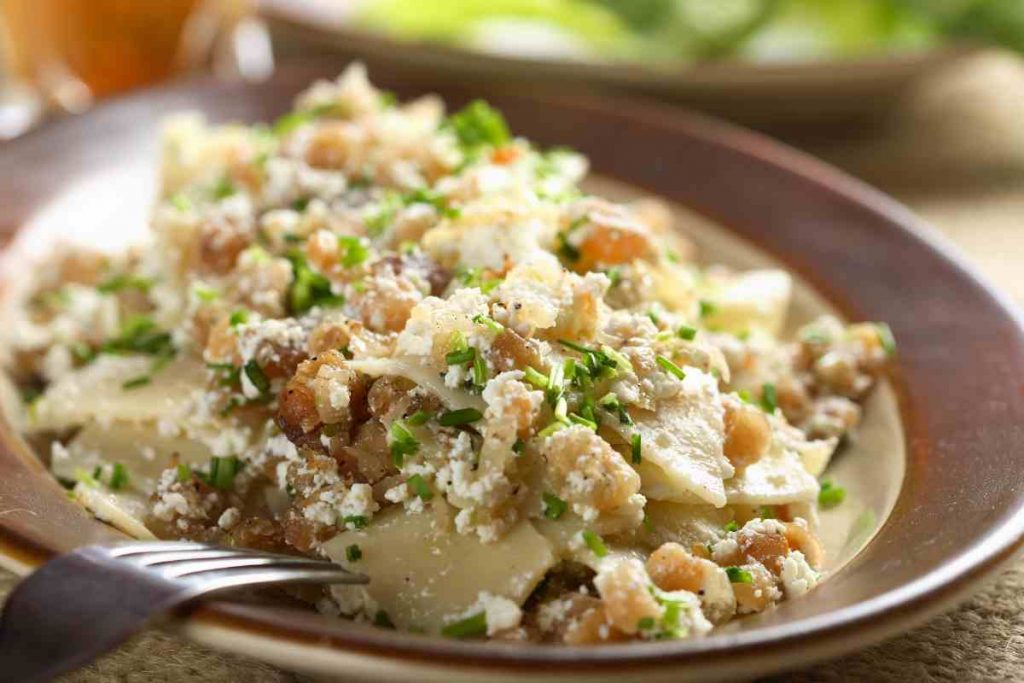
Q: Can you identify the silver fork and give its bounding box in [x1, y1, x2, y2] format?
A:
[0, 541, 368, 682]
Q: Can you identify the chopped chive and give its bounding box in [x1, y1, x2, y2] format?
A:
[737, 389, 753, 404]
[176, 463, 192, 483]
[472, 352, 488, 387]
[759, 505, 777, 519]
[725, 567, 754, 584]
[512, 438, 525, 455]
[407, 474, 434, 501]
[605, 266, 622, 287]
[97, 274, 153, 295]
[557, 339, 591, 354]
[876, 322, 897, 356]
[581, 530, 608, 558]
[699, 300, 717, 318]
[818, 479, 847, 508]
[441, 611, 487, 639]
[553, 396, 569, 424]
[568, 413, 598, 431]
[542, 492, 567, 520]
[92, 465, 102, 480]
[724, 520, 739, 533]
[637, 616, 656, 631]
[439, 408, 483, 427]
[389, 420, 420, 466]
[342, 514, 368, 530]
[759, 383, 777, 414]
[338, 236, 370, 267]
[471, 313, 503, 333]
[445, 347, 475, 365]
[656, 355, 686, 380]
[169, 193, 192, 212]
[523, 366, 549, 390]
[600, 345, 633, 373]
[207, 456, 242, 490]
[108, 463, 129, 490]
[676, 325, 698, 341]
[229, 308, 250, 327]
[122, 375, 150, 390]
[445, 99, 510, 152]
[537, 421, 566, 438]
[211, 175, 236, 200]
[406, 410, 433, 426]
[373, 609, 396, 629]
[647, 308, 661, 325]
[345, 544, 362, 562]
[243, 360, 271, 394]
[631, 432, 642, 464]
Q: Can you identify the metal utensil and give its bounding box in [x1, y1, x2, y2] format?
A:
[0, 541, 367, 682]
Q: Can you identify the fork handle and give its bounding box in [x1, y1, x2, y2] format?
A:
[0, 548, 179, 683]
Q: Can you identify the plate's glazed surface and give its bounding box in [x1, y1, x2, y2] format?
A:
[0, 63, 1022, 681]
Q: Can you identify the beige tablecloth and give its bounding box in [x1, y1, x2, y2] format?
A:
[2, 51, 1023, 683]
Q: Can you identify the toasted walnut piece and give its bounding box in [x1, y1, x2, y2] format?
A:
[575, 221, 654, 272]
[338, 420, 392, 484]
[305, 121, 362, 171]
[197, 218, 251, 276]
[775, 377, 811, 424]
[723, 402, 771, 470]
[541, 425, 640, 513]
[564, 604, 626, 645]
[278, 350, 364, 441]
[229, 517, 288, 554]
[366, 375, 417, 420]
[737, 525, 790, 576]
[803, 396, 861, 440]
[731, 564, 778, 614]
[593, 558, 662, 636]
[204, 315, 240, 365]
[489, 329, 542, 373]
[646, 542, 706, 593]
[783, 521, 824, 570]
[349, 257, 428, 333]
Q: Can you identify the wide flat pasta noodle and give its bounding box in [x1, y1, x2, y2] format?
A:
[31, 356, 204, 429]
[724, 437, 819, 505]
[323, 506, 555, 631]
[52, 421, 213, 494]
[629, 369, 733, 507]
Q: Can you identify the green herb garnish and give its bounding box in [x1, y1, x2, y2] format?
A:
[122, 375, 150, 390]
[441, 611, 487, 639]
[439, 408, 483, 427]
[97, 274, 152, 295]
[656, 355, 686, 380]
[582, 530, 608, 557]
[243, 360, 270, 394]
[759, 383, 777, 414]
[818, 479, 847, 508]
[342, 514, 369, 530]
[542, 492, 567, 520]
[345, 544, 362, 562]
[108, 462, 129, 490]
[338, 236, 370, 267]
[389, 420, 420, 466]
[725, 567, 754, 584]
[445, 100, 510, 152]
[631, 432, 642, 464]
[206, 456, 243, 491]
[407, 474, 434, 501]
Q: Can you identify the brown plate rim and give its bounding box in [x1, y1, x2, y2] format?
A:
[1, 63, 1023, 674]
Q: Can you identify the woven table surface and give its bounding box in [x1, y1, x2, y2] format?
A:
[2, 50, 1023, 683]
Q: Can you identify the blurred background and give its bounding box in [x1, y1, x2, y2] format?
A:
[0, 1, 1024, 680]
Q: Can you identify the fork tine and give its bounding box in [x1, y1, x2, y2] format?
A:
[179, 564, 368, 594]
[107, 541, 210, 557]
[132, 549, 294, 567]
[163, 556, 347, 579]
